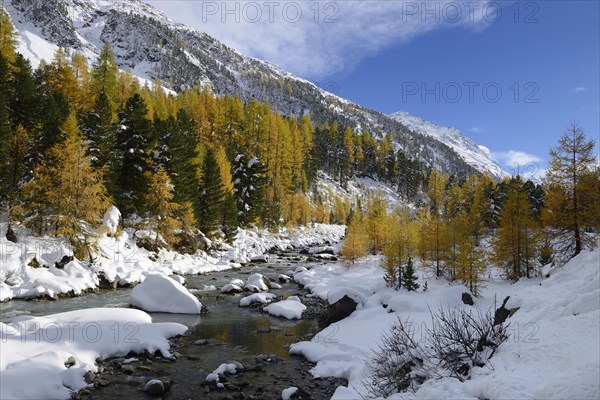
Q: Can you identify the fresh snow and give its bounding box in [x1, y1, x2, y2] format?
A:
[282, 386, 299, 400]
[263, 300, 307, 320]
[239, 293, 276, 307]
[129, 274, 204, 314]
[102, 206, 121, 235]
[206, 362, 239, 383]
[0, 308, 186, 399]
[391, 111, 508, 179]
[0, 222, 342, 301]
[290, 247, 600, 400]
[245, 273, 270, 292]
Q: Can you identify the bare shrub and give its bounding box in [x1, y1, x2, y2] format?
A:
[365, 303, 508, 398]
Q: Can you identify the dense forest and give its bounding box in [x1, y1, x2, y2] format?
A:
[340, 130, 599, 293]
[1, 9, 598, 295]
[0, 11, 426, 247]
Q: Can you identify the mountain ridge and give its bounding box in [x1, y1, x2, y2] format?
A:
[4, 0, 507, 179]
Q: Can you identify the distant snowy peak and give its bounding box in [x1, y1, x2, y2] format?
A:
[390, 111, 508, 178]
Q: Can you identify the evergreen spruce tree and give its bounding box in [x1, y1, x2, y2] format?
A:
[197, 148, 225, 238]
[1, 124, 29, 200]
[221, 191, 238, 242]
[10, 54, 38, 132]
[403, 257, 420, 291]
[383, 211, 419, 290]
[116, 93, 154, 217]
[167, 110, 201, 205]
[33, 91, 70, 166]
[84, 90, 119, 196]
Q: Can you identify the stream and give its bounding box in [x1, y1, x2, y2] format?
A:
[0, 249, 346, 399]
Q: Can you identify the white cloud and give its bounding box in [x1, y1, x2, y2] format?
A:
[573, 86, 587, 93]
[147, 1, 492, 79]
[492, 150, 542, 167]
[469, 126, 484, 133]
[491, 150, 546, 181]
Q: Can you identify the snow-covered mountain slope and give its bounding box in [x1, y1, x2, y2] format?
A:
[391, 111, 507, 178]
[4, 0, 501, 179]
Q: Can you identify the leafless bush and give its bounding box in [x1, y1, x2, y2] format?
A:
[365, 303, 508, 398]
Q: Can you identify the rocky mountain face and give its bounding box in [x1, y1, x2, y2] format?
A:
[4, 0, 505, 179]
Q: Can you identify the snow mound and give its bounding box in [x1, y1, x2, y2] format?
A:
[240, 293, 276, 307]
[0, 308, 186, 400]
[129, 274, 204, 314]
[102, 206, 121, 235]
[263, 300, 307, 320]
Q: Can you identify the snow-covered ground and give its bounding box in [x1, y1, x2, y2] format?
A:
[0, 308, 186, 399]
[0, 222, 344, 302]
[290, 248, 600, 399]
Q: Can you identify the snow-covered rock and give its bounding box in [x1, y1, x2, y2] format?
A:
[0, 308, 186, 400]
[239, 293, 276, 307]
[129, 274, 204, 314]
[221, 283, 243, 294]
[282, 386, 299, 400]
[102, 206, 121, 235]
[206, 362, 240, 383]
[245, 273, 271, 292]
[263, 300, 307, 320]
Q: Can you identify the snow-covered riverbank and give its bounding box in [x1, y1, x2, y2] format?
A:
[290, 248, 600, 399]
[0, 223, 345, 302]
[0, 308, 186, 399]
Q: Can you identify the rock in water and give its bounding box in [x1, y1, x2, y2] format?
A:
[144, 379, 165, 395]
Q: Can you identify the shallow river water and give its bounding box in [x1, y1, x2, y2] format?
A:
[0, 251, 345, 399]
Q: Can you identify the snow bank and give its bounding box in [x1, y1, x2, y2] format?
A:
[0, 222, 344, 302]
[130, 274, 204, 314]
[263, 300, 307, 320]
[293, 257, 386, 305]
[0, 308, 186, 399]
[290, 248, 600, 400]
[240, 293, 276, 307]
[216, 224, 345, 264]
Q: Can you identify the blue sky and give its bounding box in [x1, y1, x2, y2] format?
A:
[149, 0, 600, 176]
